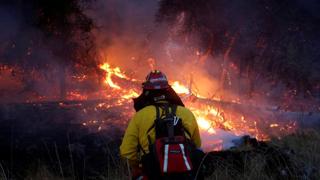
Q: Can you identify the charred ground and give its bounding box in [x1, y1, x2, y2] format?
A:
[0, 102, 319, 179]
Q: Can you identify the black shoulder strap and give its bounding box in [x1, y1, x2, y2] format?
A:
[156, 104, 160, 119]
[163, 103, 169, 116]
[169, 105, 191, 138]
[171, 104, 177, 115]
[137, 142, 146, 155]
[163, 103, 177, 116]
[146, 104, 178, 141]
[165, 104, 176, 139]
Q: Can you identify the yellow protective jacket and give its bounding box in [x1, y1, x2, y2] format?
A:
[120, 104, 201, 166]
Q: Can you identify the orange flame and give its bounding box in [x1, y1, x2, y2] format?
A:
[171, 81, 190, 94]
[96, 61, 297, 148]
[100, 63, 139, 99]
[100, 63, 122, 89]
[197, 117, 216, 134]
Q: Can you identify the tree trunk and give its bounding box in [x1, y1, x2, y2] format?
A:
[59, 67, 66, 100]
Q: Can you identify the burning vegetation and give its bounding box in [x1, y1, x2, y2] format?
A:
[0, 0, 319, 152]
[96, 62, 298, 149]
[0, 0, 320, 179]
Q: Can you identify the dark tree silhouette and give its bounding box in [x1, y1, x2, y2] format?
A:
[157, 0, 320, 96]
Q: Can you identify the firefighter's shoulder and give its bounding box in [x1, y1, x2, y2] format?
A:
[135, 105, 155, 115]
[176, 105, 196, 120]
[132, 105, 156, 123]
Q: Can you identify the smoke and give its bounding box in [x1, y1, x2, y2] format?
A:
[0, 0, 224, 102]
[5, 1, 320, 154]
[85, 0, 157, 78]
[156, 0, 320, 108]
[0, 1, 97, 102]
[83, 1, 273, 107]
[85, 0, 222, 99]
[0, 3, 56, 101]
[1, 0, 318, 109]
[1, 0, 316, 151]
[85, 1, 234, 101]
[0, 6, 19, 43]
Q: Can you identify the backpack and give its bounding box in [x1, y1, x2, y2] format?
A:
[142, 104, 194, 178]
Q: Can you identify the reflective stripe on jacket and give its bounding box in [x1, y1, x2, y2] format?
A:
[120, 105, 201, 165]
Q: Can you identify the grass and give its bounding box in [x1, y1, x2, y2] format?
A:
[271, 129, 320, 179]
[2, 130, 320, 180]
[205, 129, 320, 180]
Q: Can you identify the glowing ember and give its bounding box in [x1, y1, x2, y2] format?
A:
[67, 91, 88, 100]
[72, 75, 88, 82]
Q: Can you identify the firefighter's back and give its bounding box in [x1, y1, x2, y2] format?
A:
[133, 104, 201, 154]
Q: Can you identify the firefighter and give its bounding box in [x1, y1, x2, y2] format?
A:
[120, 70, 203, 180]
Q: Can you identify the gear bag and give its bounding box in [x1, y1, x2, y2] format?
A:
[145, 104, 193, 175]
